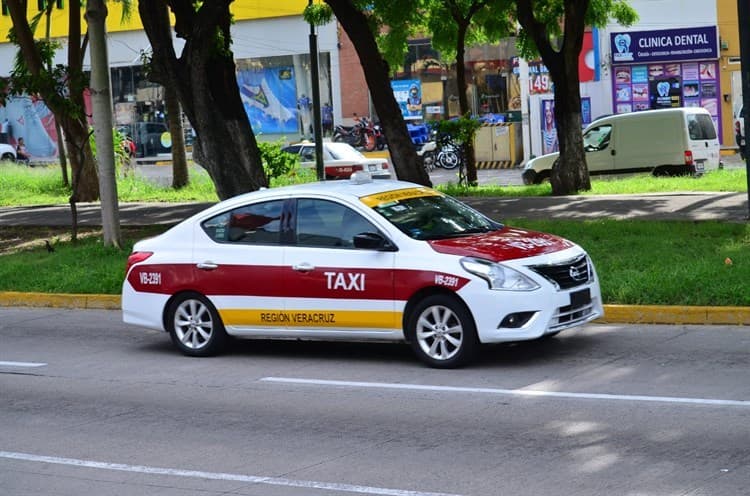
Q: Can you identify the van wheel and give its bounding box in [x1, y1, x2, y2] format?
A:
[535, 171, 551, 184]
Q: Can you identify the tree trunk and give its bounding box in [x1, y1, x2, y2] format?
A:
[550, 63, 589, 194]
[139, 0, 266, 200]
[454, 20, 477, 185]
[325, 0, 431, 186]
[86, 0, 122, 248]
[164, 85, 189, 189]
[6, 0, 100, 202]
[516, 0, 591, 195]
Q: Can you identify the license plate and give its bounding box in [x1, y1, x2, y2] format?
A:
[368, 164, 377, 172]
[694, 160, 705, 173]
[570, 288, 591, 307]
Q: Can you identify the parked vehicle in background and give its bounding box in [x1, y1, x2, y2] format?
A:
[523, 107, 720, 184]
[0, 143, 16, 161]
[735, 106, 745, 159]
[122, 172, 603, 368]
[281, 141, 391, 179]
[118, 122, 171, 158]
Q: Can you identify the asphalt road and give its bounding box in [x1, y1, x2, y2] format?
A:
[2, 307, 750, 495]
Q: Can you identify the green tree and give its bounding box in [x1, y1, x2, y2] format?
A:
[515, 0, 637, 195]
[423, 0, 514, 185]
[138, 0, 267, 200]
[320, 0, 431, 186]
[5, 0, 100, 204]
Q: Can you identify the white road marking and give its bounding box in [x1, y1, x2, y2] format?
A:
[0, 450, 463, 496]
[0, 361, 47, 368]
[261, 377, 750, 408]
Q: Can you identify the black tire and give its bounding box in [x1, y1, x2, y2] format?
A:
[534, 170, 551, 184]
[437, 150, 460, 169]
[332, 133, 344, 143]
[1, 152, 14, 161]
[166, 292, 227, 357]
[406, 294, 478, 368]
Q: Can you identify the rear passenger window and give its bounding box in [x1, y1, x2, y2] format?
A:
[202, 200, 286, 245]
[687, 114, 717, 140]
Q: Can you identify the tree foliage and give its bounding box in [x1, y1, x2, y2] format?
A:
[515, 0, 637, 195]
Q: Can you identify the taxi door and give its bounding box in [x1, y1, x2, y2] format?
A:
[283, 198, 400, 339]
[190, 198, 291, 332]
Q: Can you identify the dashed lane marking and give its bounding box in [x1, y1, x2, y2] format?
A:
[260, 377, 750, 408]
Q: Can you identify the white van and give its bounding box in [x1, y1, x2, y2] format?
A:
[522, 107, 720, 184]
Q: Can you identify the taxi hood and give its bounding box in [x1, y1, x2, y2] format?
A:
[427, 226, 574, 261]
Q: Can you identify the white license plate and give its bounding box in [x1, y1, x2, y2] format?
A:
[695, 160, 705, 173]
[368, 164, 378, 172]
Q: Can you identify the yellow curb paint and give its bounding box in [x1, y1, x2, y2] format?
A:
[0, 292, 120, 310]
[2, 293, 750, 326]
[596, 305, 750, 325]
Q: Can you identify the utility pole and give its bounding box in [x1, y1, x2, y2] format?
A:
[739, 0, 750, 218]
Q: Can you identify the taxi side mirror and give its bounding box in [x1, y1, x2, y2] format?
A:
[353, 232, 397, 251]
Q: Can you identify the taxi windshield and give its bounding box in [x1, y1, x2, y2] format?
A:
[368, 192, 502, 240]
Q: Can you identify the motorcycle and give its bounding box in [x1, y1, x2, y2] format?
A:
[332, 116, 377, 151]
[417, 132, 461, 171]
[373, 122, 387, 150]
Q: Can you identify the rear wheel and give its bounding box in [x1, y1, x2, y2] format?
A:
[166, 292, 227, 357]
[1, 152, 14, 161]
[407, 294, 478, 368]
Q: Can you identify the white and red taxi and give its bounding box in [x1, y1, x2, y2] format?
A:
[122, 172, 603, 368]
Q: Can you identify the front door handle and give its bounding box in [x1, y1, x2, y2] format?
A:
[196, 262, 218, 270]
[292, 262, 315, 272]
[611, 149, 616, 156]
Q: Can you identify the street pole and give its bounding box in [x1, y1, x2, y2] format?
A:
[441, 74, 449, 119]
[739, 0, 750, 218]
[309, 0, 324, 181]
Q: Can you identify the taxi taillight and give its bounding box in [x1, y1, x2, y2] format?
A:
[382, 162, 389, 169]
[125, 251, 153, 274]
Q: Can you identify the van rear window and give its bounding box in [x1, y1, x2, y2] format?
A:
[687, 114, 717, 140]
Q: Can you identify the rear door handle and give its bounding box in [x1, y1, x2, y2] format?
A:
[292, 262, 315, 272]
[196, 262, 218, 270]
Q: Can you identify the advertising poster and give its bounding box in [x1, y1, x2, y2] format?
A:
[391, 80, 423, 120]
[0, 95, 58, 159]
[237, 66, 297, 134]
[540, 97, 591, 155]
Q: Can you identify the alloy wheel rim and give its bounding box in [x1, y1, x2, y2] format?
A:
[174, 299, 213, 349]
[416, 305, 463, 361]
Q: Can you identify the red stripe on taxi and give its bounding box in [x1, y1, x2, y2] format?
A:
[127, 265, 470, 299]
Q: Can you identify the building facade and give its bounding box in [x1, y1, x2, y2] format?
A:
[0, 1, 341, 158]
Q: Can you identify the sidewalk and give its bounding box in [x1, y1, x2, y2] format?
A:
[1, 192, 748, 226]
[1, 192, 749, 325]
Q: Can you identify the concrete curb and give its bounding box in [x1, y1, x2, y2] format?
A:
[2, 291, 749, 325]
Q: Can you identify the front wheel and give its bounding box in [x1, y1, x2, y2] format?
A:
[1, 152, 14, 161]
[407, 294, 478, 368]
[166, 292, 227, 357]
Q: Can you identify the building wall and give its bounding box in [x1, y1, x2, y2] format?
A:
[717, 0, 741, 146]
[336, 27, 370, 123]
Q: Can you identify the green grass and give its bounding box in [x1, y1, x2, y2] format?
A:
[439, 167, 748, 197]
[1, 161, 749, 306]
[507, 219, 750, 307]
[1, 221, 748, 306]
[1, 160, 747, 206]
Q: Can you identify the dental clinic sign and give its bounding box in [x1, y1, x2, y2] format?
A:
[611, 26, 717, 63]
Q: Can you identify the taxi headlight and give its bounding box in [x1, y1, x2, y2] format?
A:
[460, 257, 540, 291]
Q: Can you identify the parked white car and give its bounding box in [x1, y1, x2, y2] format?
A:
[0, 143, 16, 161]
[282, 141, 392, 180]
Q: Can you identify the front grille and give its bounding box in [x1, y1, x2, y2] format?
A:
[529, 254, 591, 289]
